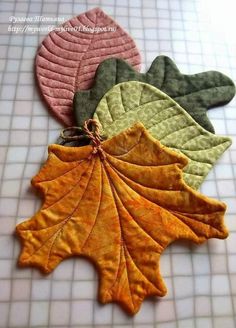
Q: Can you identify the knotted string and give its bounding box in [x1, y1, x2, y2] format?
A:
[60, 119, 106, 160]
[83, 119, 106, 160]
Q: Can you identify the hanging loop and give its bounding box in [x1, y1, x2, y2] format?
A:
[60, 126, 85, 141]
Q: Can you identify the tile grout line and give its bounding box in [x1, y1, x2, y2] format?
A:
[1, 0, 26, 326]
[219, 37, 236, 327]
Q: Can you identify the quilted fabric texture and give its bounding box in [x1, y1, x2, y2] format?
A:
[74, 56, 235, 132]
[16, 123, 228, 315]
[94, 81, 232, 189]
[35, 7, 141, 126]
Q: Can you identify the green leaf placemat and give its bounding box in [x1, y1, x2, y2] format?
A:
[74, 56, 235, 133]
[93, 81, 232, 189]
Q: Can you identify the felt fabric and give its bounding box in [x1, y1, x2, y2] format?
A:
[16, 122, 228, 315]
[74, 56, 235, 133]
[35, 7, 141, 126]
[93, 81, 232, 190]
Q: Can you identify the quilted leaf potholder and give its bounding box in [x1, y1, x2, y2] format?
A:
[35, 7, 141, 126]
[93, 81, 232, 189]
[74, 56, 235, 133]
[16, 122, 228, 314]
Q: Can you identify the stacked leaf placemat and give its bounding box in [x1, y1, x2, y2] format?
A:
[16, 8, 235, 315]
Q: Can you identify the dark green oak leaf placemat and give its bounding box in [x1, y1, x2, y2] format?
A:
[74, 56, 235, 133]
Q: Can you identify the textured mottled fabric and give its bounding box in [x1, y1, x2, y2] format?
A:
[35, 7, 141, 126]
[94, 81, 232, 189]
[74, 56, 235, 132]
[16, 123, 228, 315]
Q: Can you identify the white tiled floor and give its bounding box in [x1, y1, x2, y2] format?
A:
[0, 0, 236, 327]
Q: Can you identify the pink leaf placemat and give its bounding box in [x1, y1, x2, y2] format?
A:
[35, 7, 141, 126]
